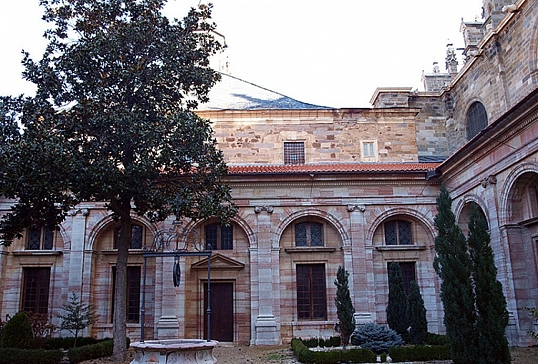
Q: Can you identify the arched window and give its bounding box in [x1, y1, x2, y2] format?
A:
[466, 102, 488, 140]
[384, 220, 412, 245]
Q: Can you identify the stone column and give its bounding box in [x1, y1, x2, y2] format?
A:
[253, 205, 279, 345]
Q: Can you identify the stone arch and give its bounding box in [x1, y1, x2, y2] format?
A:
[86, 213, 157, 251]
[274, 208, 350, 249]
[499, 162, 538, 225]
[185, 214, 256, 250]
[454, 194, 490, 235]
[366, 206, 436, 245]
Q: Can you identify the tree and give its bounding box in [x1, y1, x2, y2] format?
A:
[57, 292, 100, 347]
[467, 204, 510, 364]
[433, 184, 478, 364]
[386, 262, 409, 338]
[0, 1, 236, 361]
[334, 266, 355, 348]
[406, 280, 427, 345]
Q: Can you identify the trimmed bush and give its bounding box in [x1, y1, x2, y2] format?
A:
[67, 337, 130, 363]
[43, 336, 99, 350]
[351, 322, 404, 354]
[425, 332, 450, 346]
[291, 338, 376, 363]
[301, 336, 341, 348]
[389, 344, 451, 362]
[1, 312, 34, 349]
[0, 348, 64, 364]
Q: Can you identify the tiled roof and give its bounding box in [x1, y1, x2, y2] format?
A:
[227, 163, 440, 175]
[199, 73, 331, 110]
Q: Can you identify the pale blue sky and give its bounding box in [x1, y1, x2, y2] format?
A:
[1, 0, 484, 107]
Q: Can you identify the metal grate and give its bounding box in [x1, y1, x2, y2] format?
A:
[284, 142, 305, 165]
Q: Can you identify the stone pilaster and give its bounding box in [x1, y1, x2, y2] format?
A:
[253, 205, 279, 345]
[347, 204, 376, 322]
[157, 256, 180, 339]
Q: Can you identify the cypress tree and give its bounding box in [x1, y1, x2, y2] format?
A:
[433, 184, 478, 364]
[334, 266, 355, 348]
[386, 262, 409, 337]
[406, 280, 428, 345]
[467, 204, 510, 364]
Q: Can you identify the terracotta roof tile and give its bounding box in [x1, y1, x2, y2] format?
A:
[227, 163, 440, 175]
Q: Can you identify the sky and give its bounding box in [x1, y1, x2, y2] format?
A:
[0, 0, 484, 108]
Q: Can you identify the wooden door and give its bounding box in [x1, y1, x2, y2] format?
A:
[204, 282, 233, 342]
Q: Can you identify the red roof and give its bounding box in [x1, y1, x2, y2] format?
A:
[227, 163, 440, 175]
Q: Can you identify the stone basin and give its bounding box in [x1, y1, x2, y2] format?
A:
[130, 339, 218, 364]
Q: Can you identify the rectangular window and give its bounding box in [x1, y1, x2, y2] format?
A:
[112, 266, 141, 323]
[114, 224, 144, 249]
[205, 223, 233, 250]
[284, 142, 305, 165]
[384, 220, 412, 245]
[22, 267, 51, 314]
[27, 227, 54, 250]
[388, 262, 416, 294]
[360, 140, 377, 162]
[296, 264, 327, 320]
[295, 222, 324, 247]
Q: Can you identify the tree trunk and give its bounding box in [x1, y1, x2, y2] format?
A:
[112, 203, 132, 362]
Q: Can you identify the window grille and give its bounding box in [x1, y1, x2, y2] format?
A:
[27, 227, 54, 250]
[284, 142, 305, 165]
[384, 220, 412, 245]
[295, 222, 323, 247]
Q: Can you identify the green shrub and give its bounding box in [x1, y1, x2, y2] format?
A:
[351, 322, 404, 354]
[320, 336, 341, 347]
[43, 336, 99, 350]
[67, 337, 130, 363]
[291, 338, 376, 363]
[425, 332, 450, 346]
[301, 337, 319, 348]
[0, 348, 63, 364]
[1, 312, 34, 349]
[389, 344, 451, 362]
[301, 336, 341, 348]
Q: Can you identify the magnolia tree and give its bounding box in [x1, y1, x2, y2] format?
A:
[0, 0, 236, 361]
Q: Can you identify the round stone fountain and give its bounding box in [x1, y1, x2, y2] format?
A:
[130, 339, 218, 364]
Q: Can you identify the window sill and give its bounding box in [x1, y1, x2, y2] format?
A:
[285, 247, 336, 253]
[101, 249, 144, 255]
[12, 250, 62, 256]
[375, 245, 427, 251]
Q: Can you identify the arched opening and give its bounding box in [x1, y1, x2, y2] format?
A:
[466, 101, 488, 140]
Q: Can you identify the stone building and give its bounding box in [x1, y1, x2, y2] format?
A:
[1, 0, 537, 347]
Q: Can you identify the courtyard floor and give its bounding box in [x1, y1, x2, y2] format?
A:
[81, 343, 538, 364]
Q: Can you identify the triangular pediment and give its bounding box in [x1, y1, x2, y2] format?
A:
[191, 253, 245, 270]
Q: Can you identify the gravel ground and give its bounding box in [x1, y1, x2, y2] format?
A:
[80, 344, 538, 364]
